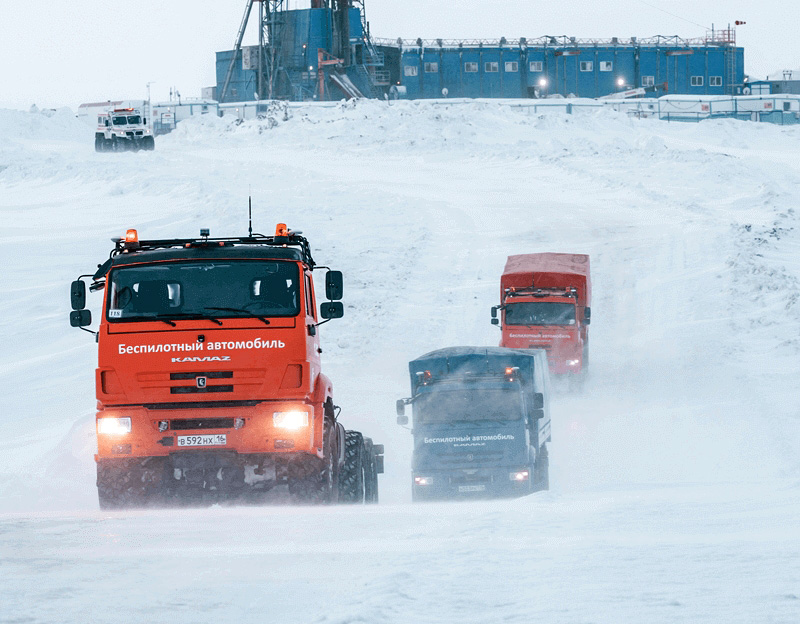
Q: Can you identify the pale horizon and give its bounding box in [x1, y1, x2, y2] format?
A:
[1, 0, 796, 109]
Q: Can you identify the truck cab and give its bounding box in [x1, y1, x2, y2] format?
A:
[493, 253, 591, 377]
[397, 347, 551, 501]
[70, 225, 382, 508]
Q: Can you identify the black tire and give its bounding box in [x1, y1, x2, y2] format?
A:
[96, 459, 164, 510]
[95, 135, 105, 152]
[288, 421, 337, 504]
[142, 136, 155, 151]
[582, 337, 590, 371]
[363, 438, 379, 504]
[338, 431, 366, 503]
[533, 444, 549, 492]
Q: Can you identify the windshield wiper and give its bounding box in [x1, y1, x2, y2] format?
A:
[204, 307, 271, 326]
[165, 313, 223, 326]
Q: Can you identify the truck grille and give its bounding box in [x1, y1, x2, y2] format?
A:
[170, 371, 233, 380]
[436, 450, 505, 465]
[170, 385, 233, 394]
[450, 472, 493, 485]
[169, 371, 234, 394]
[170, 418, 234, 430]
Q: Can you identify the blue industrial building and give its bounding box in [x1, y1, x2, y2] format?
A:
[214, 2, 744, 101]
[382, 35, 744, 99]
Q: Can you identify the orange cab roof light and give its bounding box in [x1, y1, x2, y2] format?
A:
[125, 229, 138, 243]
[275, 223, 289, 237]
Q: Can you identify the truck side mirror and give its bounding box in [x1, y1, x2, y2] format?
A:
[396, 414, 409, 426]
[491, 306, 499, 325]
[531, 392, 544, 410]
[143, 118, 147, 125]
[530, 409, 544, 422]
[325, 271, 343, 301]
[396, 399, 406, 416]
[320, 301, 344, 319]
[70, 309, 92, 327]
[584, 307, 591, 325]
[71, 280, 86, 310]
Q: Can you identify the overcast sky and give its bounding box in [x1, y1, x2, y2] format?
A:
[1, 0, 796, 109]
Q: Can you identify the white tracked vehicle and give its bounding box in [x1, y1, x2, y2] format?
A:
[95, 107, 155, 152]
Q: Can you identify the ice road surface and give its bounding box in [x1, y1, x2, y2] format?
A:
[1, 101, 799, 623]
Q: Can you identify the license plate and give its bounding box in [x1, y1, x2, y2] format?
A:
[458, 484, 486, 493]
[177, 434, 227, 447]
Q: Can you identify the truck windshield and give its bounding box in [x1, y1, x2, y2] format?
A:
[505, 302, 576, 326]
[127, 115, 141, 125]
[415, 387, 523, 424]
[106, 260, 300, 322]
[112, 116, 128, 125]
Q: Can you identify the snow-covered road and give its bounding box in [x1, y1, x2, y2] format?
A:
[3, 483, 799, 624]
[1, 102, 798, 622]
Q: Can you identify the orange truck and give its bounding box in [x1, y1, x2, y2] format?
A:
[492, 253, 591, 379]
[69, 225, 382, 508]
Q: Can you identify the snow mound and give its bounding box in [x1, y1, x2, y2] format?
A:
[0, 107, 90, 143]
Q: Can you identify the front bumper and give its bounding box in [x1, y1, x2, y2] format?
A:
[411, 467, 532, 501]
[95, 402, 320, 461]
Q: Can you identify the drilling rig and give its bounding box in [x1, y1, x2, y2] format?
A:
[219, 0, 388, 102]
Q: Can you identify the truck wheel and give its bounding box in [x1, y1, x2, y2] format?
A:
[95, 135, 105, 152]
[363, 438, 379, 504]
[142, 136, 155, 151]
[97, 459, 163, 509]
[288, 422, 337, 504]
[338, 431, 366, 503]
[533, 445, 549, 492]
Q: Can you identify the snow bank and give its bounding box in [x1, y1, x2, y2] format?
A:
[0, 106, 89, 143]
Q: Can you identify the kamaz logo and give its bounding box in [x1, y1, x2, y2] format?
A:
[196, 376, 207, 388]
[171, 356, 231, 363]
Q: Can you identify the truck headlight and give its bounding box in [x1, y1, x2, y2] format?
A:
[97, 417, 132, 435]
[509, 470, 529, 481]
[566, 359, 580, 366]
[414, 476, 433, 486]
[273, 410, 309, 430]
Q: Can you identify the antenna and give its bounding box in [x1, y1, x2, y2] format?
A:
[248, 195, 253, 237]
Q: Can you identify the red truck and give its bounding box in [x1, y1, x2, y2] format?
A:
[69, 225, 382, 508]
[492, 253, 591, 379]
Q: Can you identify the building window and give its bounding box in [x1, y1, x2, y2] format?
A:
[485, 61, 499, 73]
[424, 62, 438, 73]
[505, 61, 519, 72]
[404, 66, 418, 77]
[530, 61, 543, 72]
[600, 61, 613, 72]
[642, 76, 655, 87]
[709, 76, 722, 87]
[464, 62, 478, 73]
[691, 76, 704, 87]
[580, 61, 593, 72]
